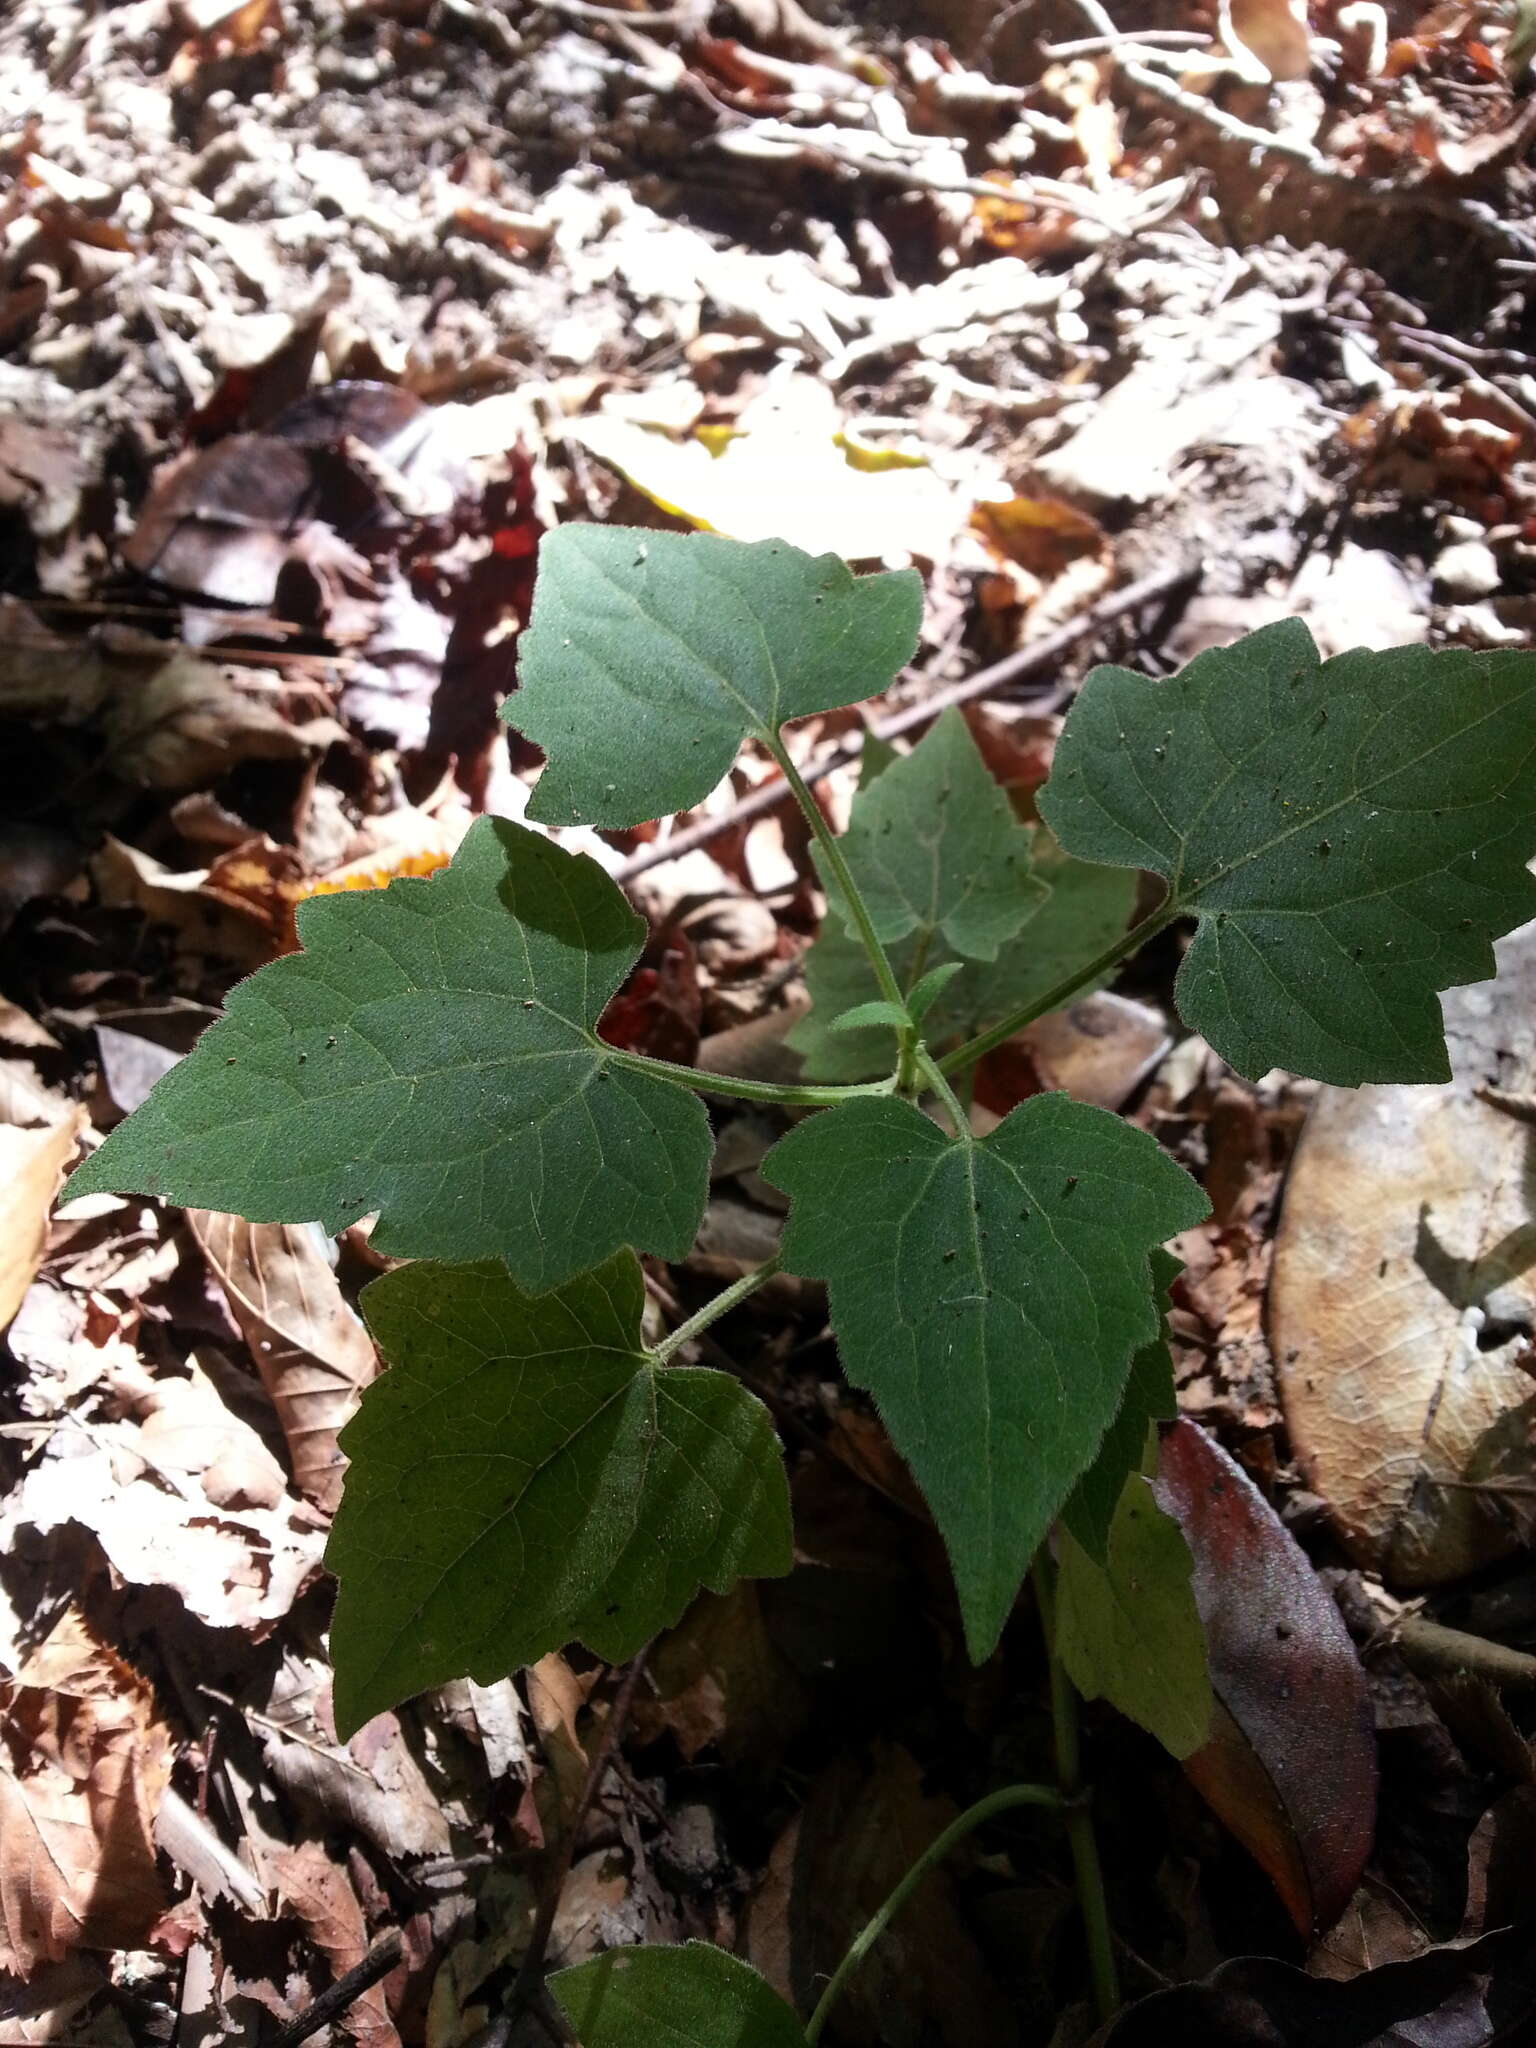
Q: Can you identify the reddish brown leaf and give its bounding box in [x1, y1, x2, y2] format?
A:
[1155, 1419, 1377, 1935]
[0, 1610, 172, 1975]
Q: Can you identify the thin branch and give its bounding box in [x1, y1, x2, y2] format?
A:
[616, 560, 1199, 883]
[511, 1647, 655, 2015]
[270, 1932, 403, 2048]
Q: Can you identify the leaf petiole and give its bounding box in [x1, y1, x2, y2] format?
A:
[650, 1254, 784, 1366]
[601, 1044, 896, 1109]
[938, 904, 1176, 1077]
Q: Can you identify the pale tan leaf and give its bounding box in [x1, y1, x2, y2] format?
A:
[0, 1107, 83, 1333]
[188, 1212, 377, 1511]
[1272, 921, 1536, 1585]
[0, 1610, 172, 1975]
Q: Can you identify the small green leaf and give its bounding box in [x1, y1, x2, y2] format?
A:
[64, 818, 710, 1295]
[789, 830, 1136, 1083]
[763, 1095, 1208, 1659]
[1038, 621, 1536, 1084]
[830, 708, 1046, 960]
[553, 1943, 806, 2048]
[906, 960, 965, 1024]
[1056, 1465, 1213, 1761]
[1060, 1249, 1180, 1561]
[510, 526, 922, 828]
[328, 1253, 792, 1736]
[828, 999, 910, 1036]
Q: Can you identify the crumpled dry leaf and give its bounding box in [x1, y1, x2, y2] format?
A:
[635, 1584, 810, 1768]
[252, 1650, 451, 1860]
[1271, 920, 1536, 1585]
[0, 1096, 83, 1333]
[272, 1840, 399, 2048]
[7, 1354, 326, 1632]
[0, 1608, 173, 1974]
[188, 1212, 376, 1512]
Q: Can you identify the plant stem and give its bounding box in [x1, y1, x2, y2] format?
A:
[1033, 1555, 1119, 2024]
[649, 1254, 783, 1365]
[938, 904, 1176, 1078]
[916, 1047, 969, 1133]
[765, 733, 908, 1020]
[804, 1782, 1066, 2045]
[602, 1045, 893, 1109]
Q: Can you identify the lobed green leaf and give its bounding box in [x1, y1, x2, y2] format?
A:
[763, 1094, 1209, 1660]
[829, 707, 1045, 960]
[790, 826, 1137, 1083]
[327, 1252, 792, 1736]
[1060, 1249, 1180, 1561]
[64, 818, 711, 1295]
[552, 1942, 806, 2048]
[510, 525, 922, 828]
[1038, 621, 1536, 1084]
[1056, 1462, 1213, 1762]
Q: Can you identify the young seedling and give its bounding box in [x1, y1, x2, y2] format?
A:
[67, 527, 1536, 2039]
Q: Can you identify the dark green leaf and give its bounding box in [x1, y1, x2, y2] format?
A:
[1060, 1249, 1180, 1561]
[1038, 621, 1536, 1083]
[510, 526, 921, 829]
[328, 1253, 792, 1735]
[764, 1095, 1208, 1659]
[829, 708, 1045, 959]
[553, 1943, 805, 2048]
[1056, 1464, 1212, 1761]
[789, 830, 1136, 1083]
[65, 818, 710, 1294]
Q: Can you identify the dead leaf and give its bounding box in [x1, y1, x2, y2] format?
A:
[636, 1584, 810, 1767]
[187, 1212, 376, 1512]
[1270, 921, 1536, 1585]
[1156, 1421, 1378, 1936]
[0, 1103, 83, 1332]
[1098, 1922, 1536, 2045]
[0, 1609, 172, 1974]
[273, 1842, 399, 2048]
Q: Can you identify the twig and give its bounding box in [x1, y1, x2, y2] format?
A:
[510, 1646, 655, 2012]
[269, 1931, 403, 2048]
[1042, 30, 1210, 56]
[533, 0, 698, 26]
[1393, 1615, 1536, 1692]
[615, 559, 1199, 882]
[1386, 327, 1536, 442]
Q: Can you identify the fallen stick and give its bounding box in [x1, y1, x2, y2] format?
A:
[616, 557, 1199, 883]
[270, 1930, 403, 2048]
[1394, 1615, 1536, 1693]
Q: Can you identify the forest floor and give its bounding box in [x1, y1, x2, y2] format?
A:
[3, 0, 1536, 2042]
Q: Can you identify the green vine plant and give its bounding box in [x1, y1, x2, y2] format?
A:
[66, 526, 1536, 2040]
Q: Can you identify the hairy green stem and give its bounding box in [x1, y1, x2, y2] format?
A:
[765, 733, 909, 1019]
[1033, 1555, 1119, 2023]
[602, 1044, 893, 1109]
[939, 904, 1176, 1078]
[649, 1255, 783, 1365]
[804, 1782, 1067, 2044]
[916, 1047, 969, 1133]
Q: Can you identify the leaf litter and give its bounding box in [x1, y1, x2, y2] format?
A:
[4, 0, 1536, 2037]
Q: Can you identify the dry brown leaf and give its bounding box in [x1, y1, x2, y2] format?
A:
[636, 1585, 809, 1768]
[0, 1609, 172, 1975]
[1271, 921, 1536, 1586]
[0, 1106, 83, 1332]
[273, 1841, 399, 2048]
[253, 1651, 451, 1859]
[188, 1212, 376, 1511]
